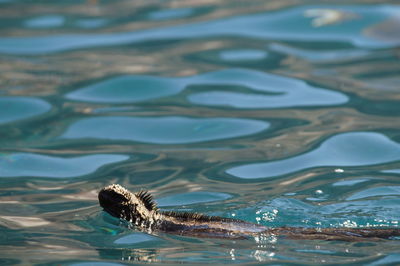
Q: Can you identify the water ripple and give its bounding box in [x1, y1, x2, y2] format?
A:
[0, 153, 128, 178]
[114, 232, 158, 245]
[219, 49, 268, 61]
[157, 191, 232, 207]
[70, 263, 123, 266]
[66, 75, 185, 103]
[366, 254, 400, 266]
[1, 2, 400, 265]
[332, 178, 371, 187]
[188, 69, 347, 108]
[0, 97, 51, 125]
[24, 15, 65, 29]
[347, 186, 400, 201]
[67, 68, 347, 108]
[61, 116, 269, 144]
[227, 132, 400, 179]
[0, 5, 398, 54]
[148, 8, 194, 21]
[269, 43, 370, 63]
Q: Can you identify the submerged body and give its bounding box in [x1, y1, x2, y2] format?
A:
[98, 184, 400, 241]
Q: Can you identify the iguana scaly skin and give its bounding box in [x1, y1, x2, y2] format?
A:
[98, 184, 400, 241]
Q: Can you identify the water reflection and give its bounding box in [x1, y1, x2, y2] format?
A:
[0, 215, 50, 228]
[24, 15, 65, 28]
[269, 43, 370, 63]
[66, 75, 186, 103]
[75, 18, 108, 29]
[70, 262, 124, 266]
[347, 186, 400, 201]
[157, 191, 231, 207]
[148, 8, 194, 21]
[114, 232, 158, 245]
[227, 132, 400, 179]
[61, 116, 269, 144]
[1, 5, 399, 54]
[188, 69, 347, 108]
[0, 97, 51, 125]
[332, 178, 371, 187]
[0, 153, 128, 178]
[67, 68, 347, 108]
[219, 49, 268, 61]
[1, 1, 400, 265]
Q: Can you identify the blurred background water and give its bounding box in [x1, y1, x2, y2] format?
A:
[0, 0, 400, 264]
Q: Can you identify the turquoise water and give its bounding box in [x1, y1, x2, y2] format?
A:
[1, 0, 400, 264]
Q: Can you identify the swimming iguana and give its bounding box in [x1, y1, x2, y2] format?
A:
[98, 184, 400, 241]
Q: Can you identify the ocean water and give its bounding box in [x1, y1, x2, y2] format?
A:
[1, 0, 400, 264]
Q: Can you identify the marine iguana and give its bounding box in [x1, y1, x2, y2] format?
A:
[98, 184, 400, 241]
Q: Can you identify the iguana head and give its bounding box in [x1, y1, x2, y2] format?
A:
[98, 184, 158, 226]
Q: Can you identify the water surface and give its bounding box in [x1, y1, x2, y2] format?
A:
[0, 0, 400, 265]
